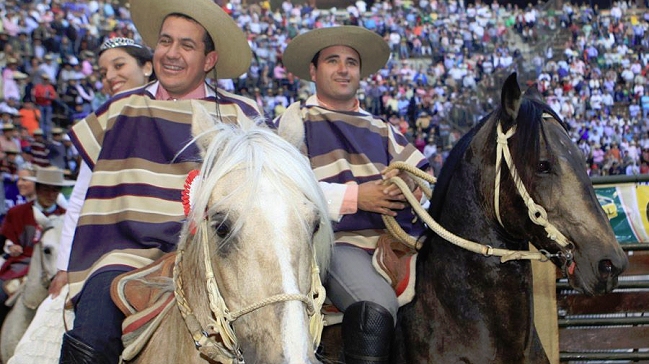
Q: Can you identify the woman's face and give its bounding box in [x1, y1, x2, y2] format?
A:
[17, 169, 36, 199]
[98, 47, 152, 96]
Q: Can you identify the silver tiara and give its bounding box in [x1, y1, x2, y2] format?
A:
[100, 37, 143, 52]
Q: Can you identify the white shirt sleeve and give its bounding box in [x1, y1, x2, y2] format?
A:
[319, 181, 348, 222]
[56, 162, 91, 271]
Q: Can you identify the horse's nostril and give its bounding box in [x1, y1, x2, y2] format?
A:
[598, 260, 613, 280]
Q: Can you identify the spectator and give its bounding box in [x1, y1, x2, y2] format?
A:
[0, 166, 72, 324]
[32, 73, 57, 138]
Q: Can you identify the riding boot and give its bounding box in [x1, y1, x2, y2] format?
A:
[342, 301, 394, 364]
[60, 332, 112, 364]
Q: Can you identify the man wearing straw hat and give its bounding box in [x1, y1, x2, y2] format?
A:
[274, 26, 428, 364]
[54, 0, 261, 362]
[0, 166, 72, 323]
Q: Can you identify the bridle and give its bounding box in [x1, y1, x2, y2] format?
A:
[172, 218, 326, 364]
[493, 116, 575, 268]
[382, 115, 575, 268]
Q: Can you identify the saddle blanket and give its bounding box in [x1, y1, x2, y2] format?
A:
[110, 252, 177, 361]
[111, 237, 418, 345]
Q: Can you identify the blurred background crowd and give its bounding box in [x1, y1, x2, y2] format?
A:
[1, 0, 649, 219]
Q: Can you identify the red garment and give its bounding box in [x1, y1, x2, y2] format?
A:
[19, 108, 41, 136]
[33, 83, 58, 106]
[0, 202, 66, 281]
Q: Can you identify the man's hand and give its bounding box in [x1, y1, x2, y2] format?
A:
[8, 244, 23, 256]
[382, 168, 416, 193]
[357, 180, 406, 216]
[49, 270, 68, 298]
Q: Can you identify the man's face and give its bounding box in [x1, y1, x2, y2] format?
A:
[309, 45, 361, 107]
[153, 15, 218, 99]
[36, 184, 61, 209]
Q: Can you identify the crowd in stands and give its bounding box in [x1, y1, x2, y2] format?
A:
[1, 0, 649, 218]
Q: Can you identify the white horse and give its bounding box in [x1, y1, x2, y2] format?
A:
[116, 102, 333, 363]
[0, 210, 65, 363]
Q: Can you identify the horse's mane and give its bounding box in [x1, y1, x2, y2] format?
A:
[428, 114, 490, 220]
[185, 123, 334, 277]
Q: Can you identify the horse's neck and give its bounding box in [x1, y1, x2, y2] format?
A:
[419, 151, 535, 326]
[138, 302, 205, 364]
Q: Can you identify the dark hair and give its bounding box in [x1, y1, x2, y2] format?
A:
[165, 13, 215, 55]
[310, 51, 321, 69]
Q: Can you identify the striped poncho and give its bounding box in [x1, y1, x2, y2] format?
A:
[275, 96, 428, 250]
[67, 84, 260, 300]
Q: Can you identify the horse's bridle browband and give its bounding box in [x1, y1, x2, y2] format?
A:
[172, 219, 326, 364]
[382, 115, 574, 266]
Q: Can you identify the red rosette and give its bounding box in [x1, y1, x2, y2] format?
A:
[181, 169, 200, 217]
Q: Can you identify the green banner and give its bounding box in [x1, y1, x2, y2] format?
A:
[595, 183, 649, 244]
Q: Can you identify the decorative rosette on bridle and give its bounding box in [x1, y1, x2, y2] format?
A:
[181, 169, 201, 234]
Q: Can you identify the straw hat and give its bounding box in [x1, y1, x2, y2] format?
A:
[33, 128, 44, 136]
[3, 144, 19, 154]
[130, 0, 251, 79]
[12, 71, 28, 80]
[283, 26, 390, 80]
[2, 123, 15, 131]
[25, 166, 75, 186]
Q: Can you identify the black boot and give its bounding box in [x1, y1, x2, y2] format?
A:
[60, 332, 112, 364]
[342, 301, 394, 364]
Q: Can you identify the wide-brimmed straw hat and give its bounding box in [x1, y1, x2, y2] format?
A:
[25, 166, 75, 186]
[283, 26, 390, 80]
[130, 0, 251, 79]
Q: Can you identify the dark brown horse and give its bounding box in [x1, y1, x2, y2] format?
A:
[321, 73, 628, 363]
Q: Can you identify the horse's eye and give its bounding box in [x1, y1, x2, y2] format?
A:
[538, 161, 551, 174]
[43, 247, 52, 255]
[215, 222, 230, 238]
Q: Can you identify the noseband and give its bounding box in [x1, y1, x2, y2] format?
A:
[173, 219, 326, 364]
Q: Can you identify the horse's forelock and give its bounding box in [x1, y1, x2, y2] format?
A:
[186, 124, 333, 275]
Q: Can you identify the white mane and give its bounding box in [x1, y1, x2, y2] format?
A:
[185, 122, 333, 277]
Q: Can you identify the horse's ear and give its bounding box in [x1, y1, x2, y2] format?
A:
[190, 100, 218, 154]
[524, 83, 545, 102]
[501, 73, 522, 122]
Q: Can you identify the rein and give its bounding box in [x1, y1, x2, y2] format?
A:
[383, 117, 574, 264]
[172, 219, 326, 364]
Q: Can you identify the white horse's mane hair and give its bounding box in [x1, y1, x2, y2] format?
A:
[184, 121, 333, 277]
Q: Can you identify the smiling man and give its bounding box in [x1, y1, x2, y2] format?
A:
[55, 0, 261, 363]
[273, 26, 428, 364]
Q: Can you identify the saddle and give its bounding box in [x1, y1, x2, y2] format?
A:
[110, 252, 177, 361]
